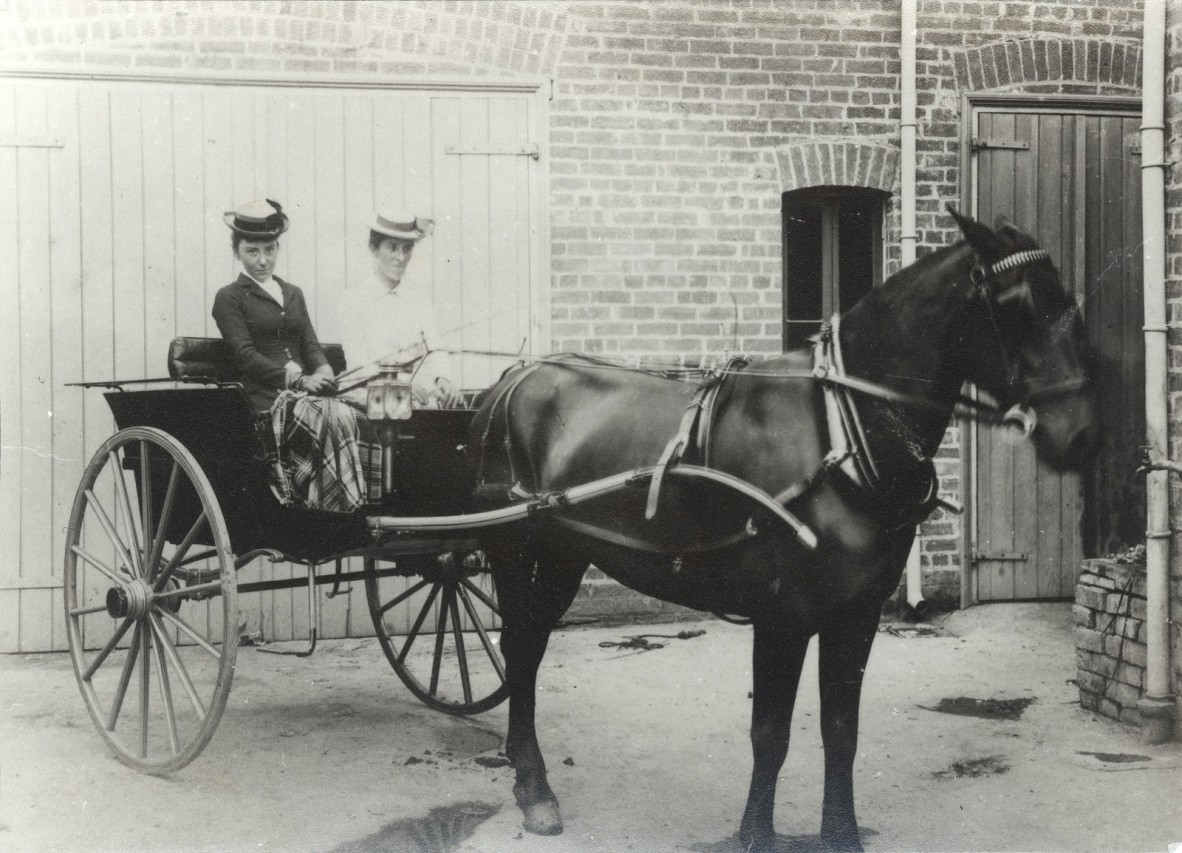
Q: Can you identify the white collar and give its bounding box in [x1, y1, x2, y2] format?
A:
[371, 269, 411, 296]
[245, 271, 280, 289]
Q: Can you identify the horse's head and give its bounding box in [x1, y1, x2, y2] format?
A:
[949, 207, 1096, 470]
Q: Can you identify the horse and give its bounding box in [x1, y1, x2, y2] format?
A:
[466, 208, 1096, 852]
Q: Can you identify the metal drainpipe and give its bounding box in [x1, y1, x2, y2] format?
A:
[900, 1, 927, 615]
[1138, 0, 1174, 745]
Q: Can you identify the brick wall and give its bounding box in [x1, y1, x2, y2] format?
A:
[0, 0, 1149, 612]
[1075, 558, 1150, 725]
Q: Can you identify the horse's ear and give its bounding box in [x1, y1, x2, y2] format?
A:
[947, 204, 1008, 261]
[993, 215, 1038, 248]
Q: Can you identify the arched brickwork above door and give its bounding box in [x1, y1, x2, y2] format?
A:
[952, 38, 1142, 92]
[775, 140, 899, 194]
[0, 1, 569, 77]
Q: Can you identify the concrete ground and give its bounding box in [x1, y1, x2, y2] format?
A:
[1, 602, 1179, 853]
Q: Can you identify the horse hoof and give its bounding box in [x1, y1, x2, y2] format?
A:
[737, 827, 774, 853]
[820, 831, 864, 852]
[522, 798, 563, 836]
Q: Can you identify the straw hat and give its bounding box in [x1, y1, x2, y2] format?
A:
[223, 199, 289, 239]
[368, 208, 434, 240]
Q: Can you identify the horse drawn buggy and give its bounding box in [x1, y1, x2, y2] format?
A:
[64, 210, 1097, 851]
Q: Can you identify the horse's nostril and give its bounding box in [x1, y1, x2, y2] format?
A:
[1069, 425, 1096, 460]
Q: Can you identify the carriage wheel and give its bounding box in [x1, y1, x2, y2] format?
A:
[364, 554, 508, 715]
[63, 426, 237, 773]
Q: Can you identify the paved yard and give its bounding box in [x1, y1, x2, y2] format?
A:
[1, 603, 1178, 852]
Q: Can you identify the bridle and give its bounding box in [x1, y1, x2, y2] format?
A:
[966, 247, 1089, 437]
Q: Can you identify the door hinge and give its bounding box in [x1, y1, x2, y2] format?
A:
[445, 143, 540, 160]
[971, 551, 1029, 563]
[971, 137, 1029, 152]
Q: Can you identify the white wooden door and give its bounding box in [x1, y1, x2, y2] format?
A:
[0, 75, 546, 652]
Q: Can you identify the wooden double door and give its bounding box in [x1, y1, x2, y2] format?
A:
[972, 105, 1143, 601]
[0, 74, 545, 651]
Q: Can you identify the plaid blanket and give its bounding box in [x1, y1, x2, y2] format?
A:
[270, 391, 367, 513]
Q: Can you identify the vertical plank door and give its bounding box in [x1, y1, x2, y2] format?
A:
[973, 108, 1143, 602]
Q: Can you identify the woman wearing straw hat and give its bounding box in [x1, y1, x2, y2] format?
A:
[212, 199, 366, 513]
[334, 208, 461, 409]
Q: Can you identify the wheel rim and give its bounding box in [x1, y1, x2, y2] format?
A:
[365, 554, 507, 715]
[63, 426, 237, 773]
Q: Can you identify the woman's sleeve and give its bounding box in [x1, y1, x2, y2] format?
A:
[292, 289, 330, 374]
[211, 286, 288, 389]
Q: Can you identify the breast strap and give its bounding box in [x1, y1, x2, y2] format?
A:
[813, 317, 943, 529]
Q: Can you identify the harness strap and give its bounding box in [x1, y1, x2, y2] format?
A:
[551, 515, 753, 554]
[645, 360, 747, 520]
[475, 361, 545, 485]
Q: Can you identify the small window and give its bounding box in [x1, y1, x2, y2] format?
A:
[782, 186, 888, 351]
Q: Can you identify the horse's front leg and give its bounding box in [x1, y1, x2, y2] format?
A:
[493, 548, 584, 836]
[500, 618, 563, 834]
[738, 619, 811, 853]
[816, 601, 879, 852]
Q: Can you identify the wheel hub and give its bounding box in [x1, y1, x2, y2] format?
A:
[106, 579, 152, 619]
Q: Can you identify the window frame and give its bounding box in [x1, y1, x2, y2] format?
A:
[781, 186, 887, 351]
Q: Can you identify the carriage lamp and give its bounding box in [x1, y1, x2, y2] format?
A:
[367, 360, 414, 422]
[367, 360, 414, 498]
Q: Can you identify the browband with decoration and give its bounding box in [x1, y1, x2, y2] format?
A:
[973, 248, 1051, 280]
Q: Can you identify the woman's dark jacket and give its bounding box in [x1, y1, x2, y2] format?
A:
[212, 274, 329, 412]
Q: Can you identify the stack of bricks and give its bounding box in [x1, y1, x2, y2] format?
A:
[1074, 558, 1148, 727]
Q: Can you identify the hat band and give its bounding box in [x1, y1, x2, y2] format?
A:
[374, 216, 420, 234]
[235, 217, 283, 233]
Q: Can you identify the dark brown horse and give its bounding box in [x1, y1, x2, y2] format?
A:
[467, 209, 1095, 851]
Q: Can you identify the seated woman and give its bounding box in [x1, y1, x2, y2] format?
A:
[334, 208, 463, 409]
[212, 199, 366, 513]
[334, 208, 463, 502]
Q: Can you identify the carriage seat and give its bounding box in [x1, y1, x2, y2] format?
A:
[167, 337, 347, 381]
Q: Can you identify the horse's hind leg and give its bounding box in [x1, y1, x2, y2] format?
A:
[738, 619, 811, 853]
[816, 602, 879, 852]
[493, 547, 584, 836]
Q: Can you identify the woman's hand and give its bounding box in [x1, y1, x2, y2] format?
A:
[432, 378, 464, 408]
[299, 373, 337, 395]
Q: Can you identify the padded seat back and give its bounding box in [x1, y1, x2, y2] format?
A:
[168, 337, 346, 380]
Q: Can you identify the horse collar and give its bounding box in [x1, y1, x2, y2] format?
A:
[814, 320, 944, 530]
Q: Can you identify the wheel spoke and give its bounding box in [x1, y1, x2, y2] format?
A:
[156, 607, 222, 660]
[70, 544, 128, 588]
[151, 612, 207, 718]
[138, 624, 151, 758]
[460, 576, 500, 615]
[109, 449, 145, 577]
[396, 583, 443, 664]
[146, 460, 180, 582]
[106, 621, 143, 731]
[139, 441, 154, 576]
[429, 586, 451, 696]
[456, 584, 506, 683]
[148, 617, 180, 755]
[447, 590, 473, 704]
[84, 489, 137, 578]
[375, 578, 430, 617]
[153, 512, 209, 593]
[69, 602, 110, 617]
[81, 616, 136, 682]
